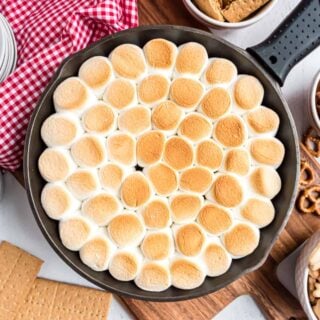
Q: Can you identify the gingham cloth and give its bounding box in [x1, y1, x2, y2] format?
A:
[0, 0, 138, 171]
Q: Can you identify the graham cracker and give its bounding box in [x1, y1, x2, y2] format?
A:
[15, 278, 112, 320]
[0, 241, 43, 320]
[222, 0, 270, 22]
[194, 0, 225, 21]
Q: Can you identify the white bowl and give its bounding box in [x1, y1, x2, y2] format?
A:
[309, 71, 320, 132]
[182, 0, 278, 29]
[295, 231, 320, 320]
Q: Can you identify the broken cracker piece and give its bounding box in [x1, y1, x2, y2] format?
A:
[194, 0, 225, 21]
[222, 0, 270, 23]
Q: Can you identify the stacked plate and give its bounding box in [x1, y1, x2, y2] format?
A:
[0, 13, 17, 83]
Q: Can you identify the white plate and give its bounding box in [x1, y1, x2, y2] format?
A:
[4, 15, 17, 73]
[0, 23, 6, 72]
[0, 14, 17, 83]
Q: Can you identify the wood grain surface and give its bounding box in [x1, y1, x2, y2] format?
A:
[13, 1, 317, 319]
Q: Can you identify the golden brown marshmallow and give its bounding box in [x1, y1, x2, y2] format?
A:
[151, 100, 183, 131]
[210, 174, 244, 207]
[200, 87, 231, 120]
[196, 140, 223, 170]
[136, 131, 165, 166]
[110, 44, 146, 80]
[234, 75, 264, 110]
[121, 173, 151, 207]
[175, 223, 205, 257]
[179, 167, 213, 193]
[198, 203, 232, 235]
[147, 163, 178, 196]
[163, 137, 193, 170]
[170, 78, 204, 109]
[175, 42, 207, 76]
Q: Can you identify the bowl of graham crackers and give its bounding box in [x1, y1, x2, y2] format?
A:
[183, 0, 278, 29]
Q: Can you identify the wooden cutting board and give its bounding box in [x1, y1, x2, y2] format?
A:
[11, 1, 317, 319]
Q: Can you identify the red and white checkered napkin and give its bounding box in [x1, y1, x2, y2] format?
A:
[0, 0, 138, 171]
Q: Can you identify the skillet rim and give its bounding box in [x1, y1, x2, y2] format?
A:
[23, 25, 300, 301]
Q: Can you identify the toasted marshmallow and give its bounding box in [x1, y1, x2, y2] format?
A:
[110, 44, 146, 80]
[108, 213, 145, 247]
[146, 163, 178, 196]
[135, 262, 171, 292]
[170, 78, 204, 110]
[109, 250, 142, 281]
[214, 115, 247, 148]
[143, 38, 178, 74]
[106, 132, 136, 166]
[78, 56, 113, 98]
[198, 203, 232, 236]
[163, 137, 193, 171]
[121, 173, 151, 208]
[240, 198, 275, 228]
[179, 167, 213, 193]
[200, 87, 231, 120]
[136, 131, 165, 166]
[245, 106, 280, 135]
[170, 258, 205, 290]
[170, 193, 203, 223]
[234, 75, 264, 110]
[41, 113, 81, 148]
[138, 74, 170, 105]
[195, 140, 223, 170]
[151, 100, 183, 132]
[249, 166, 281, 199]
[249, 138, 285, 168]
[82, 102, 116, 135]
[175, 42, 208, 78]
[175, 223, 206, 257]
[178, 113, 212, 142]
[103, 79, 136, 110]
[53, 77, 95, 113]
[208, 174, 244, 207]
[203, 242, 231, 277]
[38, 148, 75, 182]
[141, 231, 173, 260]
[79, 236, 113, 271]
[203, 58, 237, 86]
[82, 193, 121, 226]
[65, 169, 99, 200]
[141, 198, 171, 229]
[41, 183, 79, 220]
[99, 163, 124, 192]
[224, 148, 250, 176]
[71, 135, 106, 168]
[222, 223, 260, 258]
[59, 216, 92, 251]
[118, 106, 151, 136]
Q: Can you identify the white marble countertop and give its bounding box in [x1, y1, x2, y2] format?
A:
[0, 1, 319, 319]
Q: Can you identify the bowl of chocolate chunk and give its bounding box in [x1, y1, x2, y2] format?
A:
[183, 0, 278, 29]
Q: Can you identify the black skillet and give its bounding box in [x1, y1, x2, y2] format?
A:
[24, 0, 320, 301]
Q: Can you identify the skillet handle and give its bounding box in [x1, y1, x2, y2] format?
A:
[247, 0, 320, 86]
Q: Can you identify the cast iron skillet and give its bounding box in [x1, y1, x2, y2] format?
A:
[24, 1, 319, 301]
